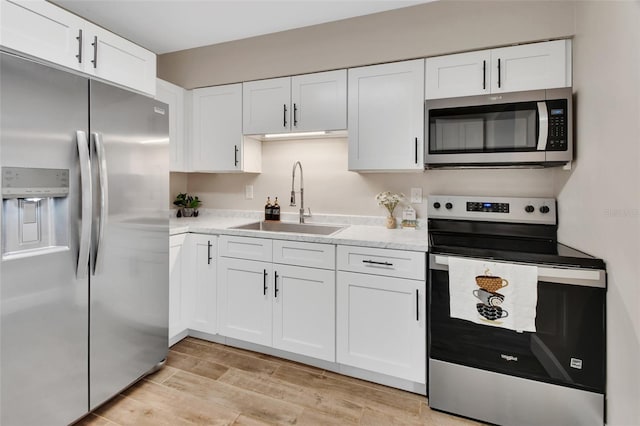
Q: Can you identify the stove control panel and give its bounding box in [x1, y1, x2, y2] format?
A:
[428, 195, 557, 225]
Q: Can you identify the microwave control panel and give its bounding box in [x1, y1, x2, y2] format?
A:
[547, 99, 568, 151]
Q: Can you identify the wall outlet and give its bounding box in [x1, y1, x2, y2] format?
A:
[410, 187, 423, 204]
[245, 185, 254, 200]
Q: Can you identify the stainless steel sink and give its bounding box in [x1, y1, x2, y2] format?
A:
[231, 221, 345, 236]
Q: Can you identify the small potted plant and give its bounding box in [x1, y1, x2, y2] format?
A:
[375, 191, 404, 229]
[173, 192, 201, 217]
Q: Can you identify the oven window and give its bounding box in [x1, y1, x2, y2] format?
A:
[429, 269, 605, 393]
[429, 102, 539, 154]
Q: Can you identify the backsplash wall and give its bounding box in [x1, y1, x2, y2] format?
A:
[182, 138, 561, 219]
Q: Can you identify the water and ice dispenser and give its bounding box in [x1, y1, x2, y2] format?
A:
[2, 167, 69, 259]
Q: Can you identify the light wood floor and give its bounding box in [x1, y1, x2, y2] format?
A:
[74, 337, 483, 426]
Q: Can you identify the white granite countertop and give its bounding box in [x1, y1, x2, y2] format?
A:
[170, 210, 429, 252]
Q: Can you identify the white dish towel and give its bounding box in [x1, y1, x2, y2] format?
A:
[448, 256, 539, 332]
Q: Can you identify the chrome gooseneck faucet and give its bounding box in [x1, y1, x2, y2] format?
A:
[290, 161, 305, 223]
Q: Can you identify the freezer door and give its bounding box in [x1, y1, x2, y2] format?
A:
[88, 80, 169, 409]
[0, 53, 89, 425]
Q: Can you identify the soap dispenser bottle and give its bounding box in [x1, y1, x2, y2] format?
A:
[272, 197, 280, 221]
[265, 197, 273, 220]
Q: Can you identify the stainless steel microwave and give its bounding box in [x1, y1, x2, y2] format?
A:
[424, 87, 573, 168]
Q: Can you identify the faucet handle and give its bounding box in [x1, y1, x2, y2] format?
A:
[304, 207, 312, 218]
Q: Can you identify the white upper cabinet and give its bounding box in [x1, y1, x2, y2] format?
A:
[291, 70, 347, 132]
[425, 50, 491, 99]
[84, 22, 156, 96]
[156, 79, 186, 172]
[0, 0, 86, 72]
[243, 70, 347, 135]
[192, 84, 261, 173]
[243, 77, 291, 135]
[490, 39, 571, 94]
[348, 59, 425, 171]
[0, 0, 156, 96]
[426, 40, 571, 99]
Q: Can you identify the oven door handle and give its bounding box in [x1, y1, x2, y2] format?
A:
[536, 101, 549, 151]
[430, 254, 605, 288]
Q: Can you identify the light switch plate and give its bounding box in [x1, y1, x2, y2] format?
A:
[245, 185, 254, 200]
[410, 187, 423, 204]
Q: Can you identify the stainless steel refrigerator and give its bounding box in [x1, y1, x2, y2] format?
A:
[0, 52, 169, 425]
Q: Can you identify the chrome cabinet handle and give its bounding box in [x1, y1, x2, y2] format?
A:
[76, 29, 83, 63]
[274, 271, 279, 298]
[76, 131, 92, 278]
[416, 289, 419, 321]
[91, 36, 98, 68]
[497, 58, 501, 88]
[415, 137, 418, 164]
[362, 259, 393, 267]
[234, 145, 239, 167]
[207, 240, 212, 265]
[92, 132, 108, 275]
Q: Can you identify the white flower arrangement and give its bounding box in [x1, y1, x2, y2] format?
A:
[375, 191, 405, 216]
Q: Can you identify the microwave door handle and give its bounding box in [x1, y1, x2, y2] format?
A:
[537, 101, 549, 150]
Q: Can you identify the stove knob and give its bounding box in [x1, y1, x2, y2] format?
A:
[445, 202, 453, 210]
[540, 205, 550, 214]
[524, 205, 535, 213]
[433, 202, 441, 209]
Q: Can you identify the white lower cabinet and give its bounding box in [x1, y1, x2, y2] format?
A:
[169, 234, 188, 344]
[217, 236, 336, 361]
[272, 263, 335, 361]
[336, 245, 426, 383]
[188, 234, 217, 335]
[218, 257, 273, 345]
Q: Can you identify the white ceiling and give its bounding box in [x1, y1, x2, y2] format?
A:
[50, 0, 433, 54]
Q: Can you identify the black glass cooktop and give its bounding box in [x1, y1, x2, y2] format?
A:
[428, 219, 605, 269]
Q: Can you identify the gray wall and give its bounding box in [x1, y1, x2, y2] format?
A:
[158, 0, 575, 88]
[159, 1, 640, 425]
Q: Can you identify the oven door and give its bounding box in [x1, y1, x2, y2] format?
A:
[428, 254, 606, 393]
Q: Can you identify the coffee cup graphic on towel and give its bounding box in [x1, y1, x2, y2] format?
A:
[476, 303, 509, 321]
[475, 273, 509, 293]
[473, 288, 505, 307]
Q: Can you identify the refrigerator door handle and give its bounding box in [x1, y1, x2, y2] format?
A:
[76, 131, 92, 278]
[92, 132, 109, 275]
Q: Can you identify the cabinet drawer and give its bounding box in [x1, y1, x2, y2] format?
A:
[337, 245, 425, 280]
[273, 240, 335, 270]
[219, 235, 272, 262]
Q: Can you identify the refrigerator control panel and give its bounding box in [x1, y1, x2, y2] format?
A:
[2, 167, 69, 198]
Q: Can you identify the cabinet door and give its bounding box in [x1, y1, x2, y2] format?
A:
[491, 39, 571, 94]
[272, 264, 335, 361]
[425, 50, 491, 99]
[348, 59, 425, 171]
[336, 271, 425, 383]
[0, 0, 85, 72]
[169, 234, 188, 344]
[192, 84, 243, 172]
[189, 234, 217, 335]
[291, 70, 347, 132]
[83, 23, 157, 96]
[217, 257, 272, 346]
[243, 77, 291, 134]
[156, 79, 186, 172]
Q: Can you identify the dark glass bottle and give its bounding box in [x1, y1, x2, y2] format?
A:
[265, 197, 273, 220]
[272, 197, 280, 221]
